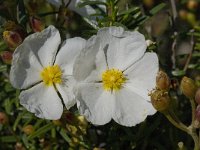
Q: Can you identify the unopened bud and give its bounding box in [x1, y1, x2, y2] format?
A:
[3, 31, 22, 49]
[179, 10, 188, 20]
[156, 71, 170, 91]
[187, 0, 198, 10]
[60, 111, 78, 125]
[29, 16, 45, 32]
[180, 76, 197, 99]
[22, 125, 34, 135]
[0, 112, 8, 124]
[150, 90, 170, 112]
[15, 142, 25, 150]
[146, 40, 155, 47]
[1, 51, 13, 64]
[195, 88, 200, 104]
[77, 115, 88, 128]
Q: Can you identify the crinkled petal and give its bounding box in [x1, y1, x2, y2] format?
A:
[19, 83, 63, 120]
[10, 43, 43, 89]
[9, 26, 61, 89]
[73, 36, 100, 81]
[113, 87, 156, 127]
[56, 77, 76, 109]
[97, 27, 146, 70]
[124, 53, 159, 100]
[110, 31, 146, 70]
[77, 83, 114, 125]
[55, 37, 86, 75]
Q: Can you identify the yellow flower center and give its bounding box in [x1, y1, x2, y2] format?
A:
[102, 69, 127, 91]
[40, 65, 62, 86]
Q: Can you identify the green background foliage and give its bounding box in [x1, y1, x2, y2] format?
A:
[0, 0, 200, 149]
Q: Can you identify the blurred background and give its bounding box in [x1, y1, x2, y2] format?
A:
[0, 0, 200, 149]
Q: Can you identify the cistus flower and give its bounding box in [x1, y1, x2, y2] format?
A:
[47, 0, 106, 19]
[74, 27, 159, 126]
[10, 26, 86, 120]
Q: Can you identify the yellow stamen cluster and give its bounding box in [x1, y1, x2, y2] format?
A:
[102, 69, 127, 91]
[40, 65, 62, 86]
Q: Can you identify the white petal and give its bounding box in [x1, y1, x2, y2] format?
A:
[56, 77, 76, 109]
[19, 83, 63, 120]
[10, 43, 43, 89]
[124, 53, 159, 100]
[108, 31, 147, 70]
[97, 27, 147, 70]
[77, 83, 114, 125]
[55, 37, 86, 75]
[9, 26, 61, 89]
[113, 87, 156, 127]
[23, 25, 60, 67]
[73, 36, 100, 81]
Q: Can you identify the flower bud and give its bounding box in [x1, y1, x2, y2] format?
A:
[0, 112, 8, 124]
[3, 31, 22, 49]
[195, 88, 200, 104]
[60, 111, 78, 126]
[29, 16, 45, 32]
[180, 76, 197, 99]
[77, 115, 88, 128]
[15, 142, 25, 150]
[187, 0, 198, 10]
[1, 51, 13, 64]
[22, 125, 34, 135]
[150, 90, 170, 112]
[179, 10, 188, 20]
[156, 71, 170, 91]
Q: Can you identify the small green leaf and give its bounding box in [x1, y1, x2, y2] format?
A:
[172, 70, 185, 76]
[59, 128, 71, 143]
[77, 1, 106, 8]
[0, 136, 17, 143]
[118, 7, 140, 16]
[150, 3, 166, 15]
[28, 123, 54, 140]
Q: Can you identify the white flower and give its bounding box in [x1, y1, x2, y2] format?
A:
[73, 27, 159, 126]
[47, 0, 106, 19]
[10, 25, 86, 120]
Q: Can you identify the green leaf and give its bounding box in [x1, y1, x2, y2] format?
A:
[59, 128, 71, 143]
[77, 1, 106, 8]
[172, 70, 185, 76]
[0, 65, 7, 72]
[28, 123, 54, 140]
[150, 3, 166, 15]
[0, 136, 17, 143]
[13, 111, 26, 131]
[118, 7, 140, 16]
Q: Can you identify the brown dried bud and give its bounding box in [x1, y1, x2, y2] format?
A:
[29, 16, 45, 32]
[180, 76, 197, 99]
[3, 31, 22, 49]
[187, 0, 198, 10]
[22, 125, 34, 135]
[195, 88, 200, 104]
[0, 112, 8, 124]
[1, 51, 13, 64]
[156, 71, 170, 90]
[150, 90, 170, 112]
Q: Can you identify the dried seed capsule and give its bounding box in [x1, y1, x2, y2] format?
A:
[150, 90, 170, 112]
[156, 71, 170, 90]
[180, 76, 197, 99]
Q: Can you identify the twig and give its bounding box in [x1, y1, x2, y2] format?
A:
[183, 30, 195, 72]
